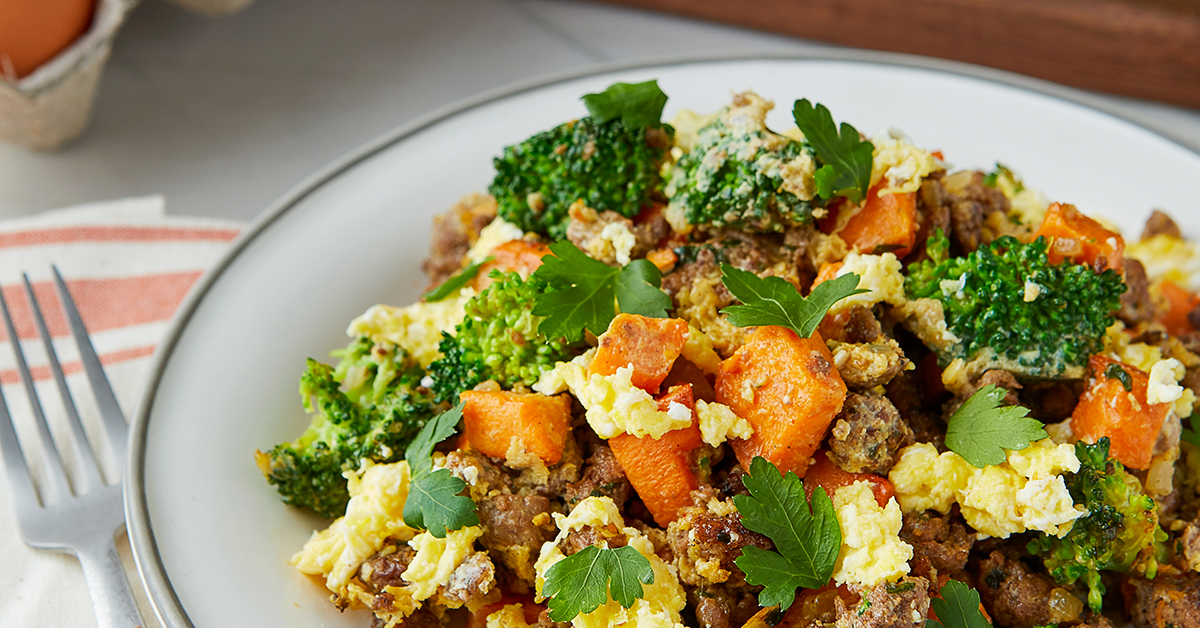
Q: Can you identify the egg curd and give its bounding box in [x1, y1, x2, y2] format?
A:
[831, 482, 912, 587]
[888, 440, 1085, 538]
[828, 252, 907, 314]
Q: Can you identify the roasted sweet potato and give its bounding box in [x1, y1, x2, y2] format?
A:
[589, 314, 689, 393]
[1033, 202, 1124, 273]
[474, 240, 551, 290]
[716, 326, 848, 478]
[804, 450, 894, 508]
[608, 384, 703, 527]
[1070, 355, 1169, 470]
[460, 390, 572, 465]
[837, 183, 919, 258]
[1158, 279, 1199, 337]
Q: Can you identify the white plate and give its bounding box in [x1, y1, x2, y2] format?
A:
[127, 52, 1200, 628]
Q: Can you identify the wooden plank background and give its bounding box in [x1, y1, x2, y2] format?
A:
[597, 0, 1200, 109]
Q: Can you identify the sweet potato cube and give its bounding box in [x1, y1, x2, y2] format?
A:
[1033, 203, 1124, 273]
[804, 451, 894, 508]
[460, 390, 571, 465]
[838, 183, 919, 258]
[589, 314, 689, 392]
[1071, 355, 1169, 470]
[716, 326, 847, 478]
[474, 240, 551, 291]
[609, 384, 702, 527]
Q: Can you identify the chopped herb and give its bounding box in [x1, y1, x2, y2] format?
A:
[792, 99, 873, 204]
[886, 582, 916, 594]
[422, 257, 489, 302]
[1105, 363, 1133, 392]
[542, 545, 654, 622]
[733, 457, 842, 610]
[532, 240, 672, 342]
[402, 404, 478, 537]
[719, 264, 866, 339]
[945, 384, 1047, 468]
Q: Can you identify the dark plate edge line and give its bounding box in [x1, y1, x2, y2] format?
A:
[123, 47, 1200, 628]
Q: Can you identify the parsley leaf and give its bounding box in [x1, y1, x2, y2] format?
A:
[422, 257, 490, 302]
[581, 80, 668, 129]
[792, 99, 873, 204]
[925, 580, 992, 628]
[733, 456, 842, 610]
[532, 240, 672, 342]
[542, 545, 655, 622]
[402, 403, 478, 537]
[1181, 413, 1200, 448]
[945, 384, 1047, 468]
[719, 264, 867, 339]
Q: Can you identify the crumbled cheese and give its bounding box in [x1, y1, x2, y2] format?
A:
[534, 497, 687, 628]
[888, 440, 1085, 538]
[870, 130, 938, 196]
[1148, 358, 1186, 406]
[831, 482, 912, 587]
[695, 400, 753, 447]
[1128, 234, 1200, 293]
[292, 461, 416, 602]
[533, 350, 692, 439]
[1023, 281, 1042, 302]
[681, 324, 722, 376]
[829, 252, 907, 313]
[467, 217, 526, 264]
[347, 295, 471, 367]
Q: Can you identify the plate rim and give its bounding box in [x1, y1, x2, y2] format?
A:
[124, 47, 1200, 628]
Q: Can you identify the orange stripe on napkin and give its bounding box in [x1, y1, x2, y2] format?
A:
[0, 225, 240, 248]
[0, 345, 157, 384]
[0, 272, 202, 341]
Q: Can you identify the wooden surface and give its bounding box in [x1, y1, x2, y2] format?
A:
[598, 0, 1200, 109]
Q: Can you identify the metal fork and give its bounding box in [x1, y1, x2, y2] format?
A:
[0, 267, 144, 628]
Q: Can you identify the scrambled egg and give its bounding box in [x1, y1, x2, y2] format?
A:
[681, 324, 722, 376]
[1128, 234, 1200, 293]
[674, 275, 745, 357]
[668, 109, 719, 153]
[347, 294, 470, 367]
[533, 349, 692, 439]
[831, 482, 912, 587]
[401, 526, 485, 603]
[534, 497, 687, 628]
[829, 252, 907, 313]
[870, 130, 939, 196]
[889, 440, 1085, 538]
[292, 461, 416, 603]
[467, 217, 526, 264]
[1103, 325, 1195, 417]
[488, 604, 533, 628]
[695, 400, 753, 447]
[988, 167, 1050, 229]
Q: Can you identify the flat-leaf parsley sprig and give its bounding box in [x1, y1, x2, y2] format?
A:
[719, 264, 867, 339]
[733, 456, 842, 610]
[542, 544, 655, 622]
[402, 403, 479, 537]
[945, 384, 1047, 468]
[792, 99, 874, 205]
[532, 240, 672, 342]
[925, 580, 992, 628]
[581, 79, 669, 129]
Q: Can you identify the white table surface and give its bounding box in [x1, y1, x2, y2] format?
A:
[3, 1, 1200, 627]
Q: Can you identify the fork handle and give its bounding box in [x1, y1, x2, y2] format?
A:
[77, 537, 147, 628]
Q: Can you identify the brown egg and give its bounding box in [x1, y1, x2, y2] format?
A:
[0, 0, 97, 79]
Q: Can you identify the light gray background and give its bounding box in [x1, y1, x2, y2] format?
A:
[3, 0, 1200, 222]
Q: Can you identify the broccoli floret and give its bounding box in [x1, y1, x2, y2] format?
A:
[428, 270, 579, 403]
[255, 337, 435, 518]
[1028, 438, 1166, 612]
[488, 116, 672, 239]
[664, 108, 815, 232]
[904, 230, 1126, 378]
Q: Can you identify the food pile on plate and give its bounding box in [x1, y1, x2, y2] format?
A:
[254, 80, 1200, 628]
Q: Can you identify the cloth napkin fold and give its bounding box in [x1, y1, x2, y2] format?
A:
[0, 196, 244, 628]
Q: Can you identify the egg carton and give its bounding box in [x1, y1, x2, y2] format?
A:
[163, 0, 256, 16]
[0, 0, 134, 151]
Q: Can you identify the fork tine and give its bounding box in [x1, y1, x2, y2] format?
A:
[22, 273, 104, 491]
[0, 282, 71, 503]
[51, 267, 127, 461]
[0, 374, 41, 520]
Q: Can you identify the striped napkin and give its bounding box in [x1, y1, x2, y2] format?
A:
[0, 196, 243, 628]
